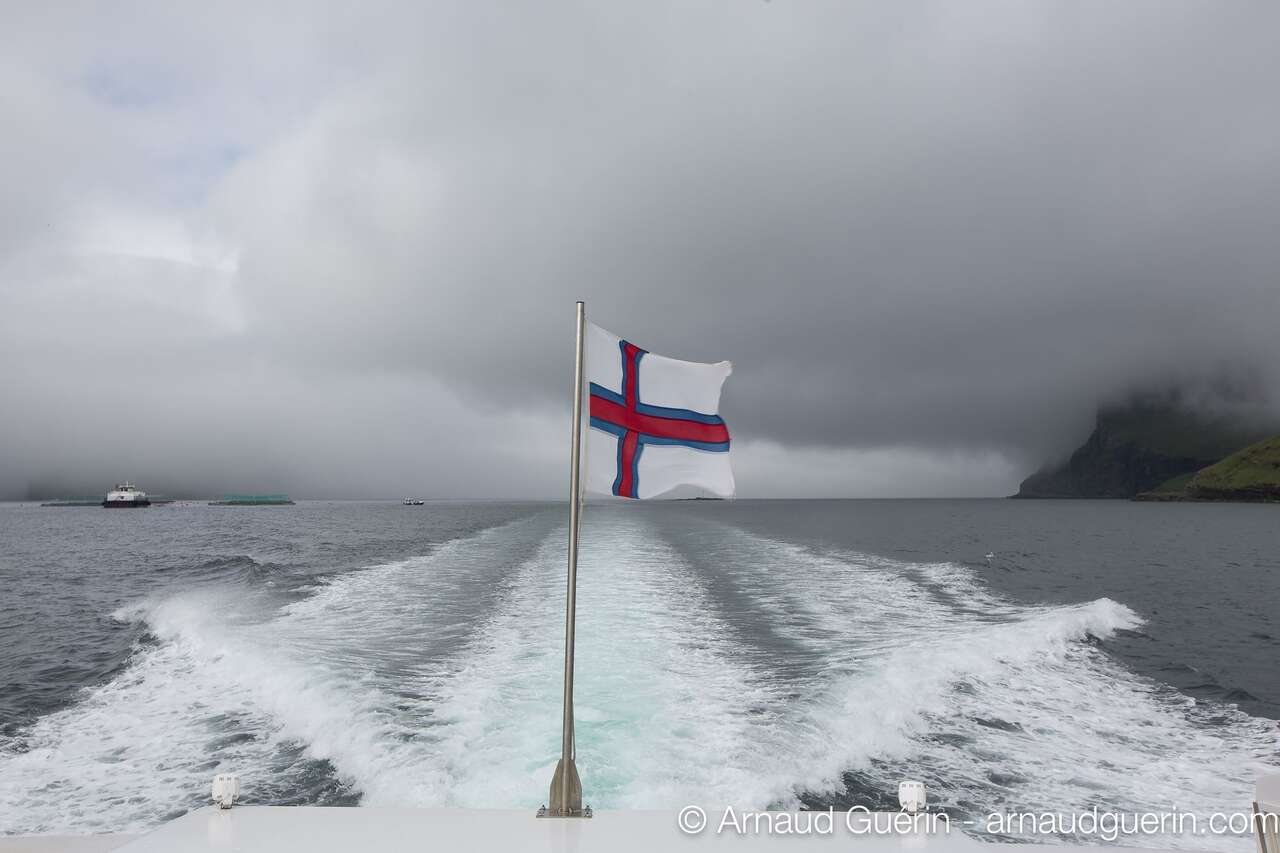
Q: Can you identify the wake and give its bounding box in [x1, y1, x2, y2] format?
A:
[1, 509, 1275, 852]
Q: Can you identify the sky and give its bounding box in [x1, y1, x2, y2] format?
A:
[2, 1, 1278, 499]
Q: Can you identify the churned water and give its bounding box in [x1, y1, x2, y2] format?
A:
[0, 499, 1276, 845]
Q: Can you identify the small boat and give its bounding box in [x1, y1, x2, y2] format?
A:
[402, 498, 425, 506]
[103, 482, 151, 508]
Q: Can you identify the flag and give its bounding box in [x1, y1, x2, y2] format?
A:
[584, 323, 734, 499]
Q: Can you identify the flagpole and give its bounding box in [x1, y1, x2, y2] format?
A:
[540, 300, 591, 819]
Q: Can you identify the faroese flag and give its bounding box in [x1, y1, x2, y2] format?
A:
[585, 323, 734, 499]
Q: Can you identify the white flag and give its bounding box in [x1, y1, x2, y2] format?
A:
[584, 323, 734, 499]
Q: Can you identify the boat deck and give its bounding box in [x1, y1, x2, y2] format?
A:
[0, 808, 1193, 853]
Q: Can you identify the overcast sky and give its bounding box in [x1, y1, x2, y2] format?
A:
[2, 1, 1278, 499]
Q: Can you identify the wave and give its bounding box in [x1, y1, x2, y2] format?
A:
[182, 554, 293, 585]
[663, 525, 1278, 849]
[0, 515, 555, 834]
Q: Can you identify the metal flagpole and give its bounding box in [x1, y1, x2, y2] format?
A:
[539, 301, 591, 819]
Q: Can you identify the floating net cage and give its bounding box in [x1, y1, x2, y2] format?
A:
[212, 493, 292, 502]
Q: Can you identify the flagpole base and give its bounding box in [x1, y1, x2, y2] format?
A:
[536, 805, 593, 819]
[538, 757, 591, 818]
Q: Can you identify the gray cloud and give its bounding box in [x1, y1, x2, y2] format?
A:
[3, 1, 1279, 499]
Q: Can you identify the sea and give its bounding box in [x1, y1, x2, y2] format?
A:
[0, 499, 1276, 846]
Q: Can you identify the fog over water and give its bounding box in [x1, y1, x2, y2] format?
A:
[3, 2, 1279, 498]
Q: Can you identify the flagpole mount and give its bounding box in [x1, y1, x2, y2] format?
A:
[537, 758, 592, 818]
[538, 300, 592, 820]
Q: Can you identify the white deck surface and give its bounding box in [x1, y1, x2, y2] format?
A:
[0, 837, 136, 853]
[0, 808, 1198, 852]
[105, 807, 981, 852]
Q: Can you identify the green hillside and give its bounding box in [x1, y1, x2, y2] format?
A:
[1184, 436, 1280, 501]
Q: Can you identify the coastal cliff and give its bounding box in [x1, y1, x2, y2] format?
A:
[1014, 399, 1273, 499]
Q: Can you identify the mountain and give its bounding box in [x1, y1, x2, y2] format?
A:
[1014, 396, 1274, 499]
[1137, 436, 1280, 502]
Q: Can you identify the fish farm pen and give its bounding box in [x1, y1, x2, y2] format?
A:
[208, 494, 296, 506]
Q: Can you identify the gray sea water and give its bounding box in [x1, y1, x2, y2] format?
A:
[0, 499, 1276, 845]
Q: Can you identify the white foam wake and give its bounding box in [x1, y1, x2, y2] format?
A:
[414, 510, 795, 808]
[0, 516, 554, 834]
[2, 509, 1275, 852]
[673, 524, 1278, 850]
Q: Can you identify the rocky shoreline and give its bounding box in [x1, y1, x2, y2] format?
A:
[1133, 488, 1280, 503]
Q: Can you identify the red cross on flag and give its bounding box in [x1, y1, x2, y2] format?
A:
[583, 323, 734, 499]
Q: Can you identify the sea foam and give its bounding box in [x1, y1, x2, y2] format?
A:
[2, 511, 1275, 850]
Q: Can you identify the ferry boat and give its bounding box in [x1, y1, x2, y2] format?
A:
[102, 482, 151, 508]
[403, 498, 426, 505]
